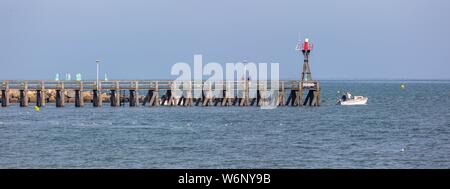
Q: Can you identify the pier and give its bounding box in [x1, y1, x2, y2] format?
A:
[1, 38, 321, 108]
[0, 80, 320, 108]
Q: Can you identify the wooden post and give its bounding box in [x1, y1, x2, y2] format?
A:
[110, 81, 120, 107]
[168, 81, 177, 106]
[75, 81, 84, 107]
[312, 82, 320, 106]
[239, 80, 249, 106]
[93, 90, 102, 107]
[129, 90, 137, 107]
[132, 81, 139, 107]
[149, 81, 160, 106]
[19, 82, 28, 107]
[185, 81, 193, 106]
[292, 81, 302, 106]
[276, 81, 285, 106]
[143, 90, 152, 106]
[317, 82, 320, 106]
[56, 82, 64, 107]
[155, 81, 160, 106]
[36, 81, 46, 107]
[75, 90, 83, 107]
[1, 81, 8, 107]
[93, 81, 102, 107]
[202, 82, 212, 106]
[298, 81, 303, 107]
[143, 81, 152, 106]
[36, 90, 43, 107]
[222, 82, 233, 106]
[303, 90, 314, 106]
[258, 82, 269, 106]
[110, 90, 118, 107]
[128, 81, 138, 107]
[36, 89, 46, 107]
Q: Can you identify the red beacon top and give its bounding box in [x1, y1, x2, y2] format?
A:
[296, 38, 313, 52]
[303, 38, 310, 51]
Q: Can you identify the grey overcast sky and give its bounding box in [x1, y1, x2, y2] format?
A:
[1, 0, 450, 80]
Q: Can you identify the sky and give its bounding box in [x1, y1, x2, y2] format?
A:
[1, 0, 450, 80]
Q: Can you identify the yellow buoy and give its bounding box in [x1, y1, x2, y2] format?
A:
[400, 84, 406, 90]
[34, 106, 40, 111]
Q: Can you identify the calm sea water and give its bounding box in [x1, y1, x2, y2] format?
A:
[1, 81, 449, 168]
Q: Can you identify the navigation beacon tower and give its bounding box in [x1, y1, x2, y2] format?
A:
[296, 38, 313, 81]
[294, 38, 320, 106]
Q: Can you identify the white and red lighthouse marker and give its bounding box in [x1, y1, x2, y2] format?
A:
[296, 38, 314, 81]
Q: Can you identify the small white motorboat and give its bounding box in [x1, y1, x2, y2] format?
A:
[336, 92, 368, 105]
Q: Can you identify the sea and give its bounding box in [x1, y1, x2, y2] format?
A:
[0, 80, 449, 168]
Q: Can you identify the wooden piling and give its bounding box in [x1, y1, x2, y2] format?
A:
[36, 90, 43, 107]
[298, 81, 303, 107]
[74, 81, 83, 107]
[303, 90, 314, 106]
[1, 81, 9, 107]
[55, 82, 64, 107]
[222, 83, 233, 106]
[75, 90, 83, 107]
[129, 81, 139, 107]
[110, 81, 120, 107]
[93, 90, 102, 107]
[93, 81, 102, 107]
[19, 82, 28, 107]
[129, 90, 137, 107]
[1, 90, 8, 107]
[312, 82, 320, 106]
[110, 90, 118, 107]
[184, 81, 193, 106]
[148, 81, 160, 106]
[276, 81, 285, 106]
[257, 82, 269, 106]
[202, 82, 213, 106]
[36, 81, 46, 107]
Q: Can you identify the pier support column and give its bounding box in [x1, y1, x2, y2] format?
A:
[1, 90, 9, 107]
[303, 82, 320, 106]
[163, 90, 175, 106]
[36, 81, 46, 107]
[56, 90, 65, 107]
[111, 81, 120, 107]
[298, 82, 303, 107]
[276, 82, 285, 106]
[184, 81, 193, 106]
[75, 81, 84, 107]
[151, 90, 160, 106]
[19, 90, 28, 107]
[56, 82, 65, 107]
[19, 82, 29, 107]
[130, 81, 139, 107]
[303, 90, 314, 106]
[222, 84, 234, 106]
[312, 82, 320, 106]
[93, 90, 102, 107]
[36, 90, 46, 107]
[110, 90, 120, 107]
[75, 90, 84, 107]
[143, 90, 153, 106]
[129, 90, 138, 107]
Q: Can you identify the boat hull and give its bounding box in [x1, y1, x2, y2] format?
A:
[337, 97, 368, 105]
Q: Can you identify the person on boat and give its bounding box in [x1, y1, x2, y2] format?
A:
[341, 94, 347, 101]
[346, 92, 352, 99]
